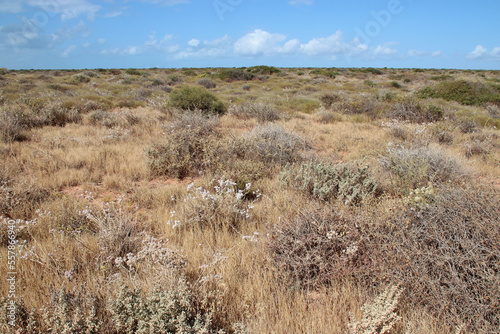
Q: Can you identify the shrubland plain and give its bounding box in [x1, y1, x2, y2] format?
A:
[0, 66, 499, 333]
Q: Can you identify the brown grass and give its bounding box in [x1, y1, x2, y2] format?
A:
[0, 67, 499, 333]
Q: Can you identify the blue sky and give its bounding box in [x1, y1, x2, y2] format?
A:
[0, 0, 499, 69]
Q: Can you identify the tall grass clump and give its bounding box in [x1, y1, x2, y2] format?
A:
[282, 160, 380, 206]
[229, 102, 281, 123]
[147, 112, 219, 179]
[169, 86, 226, 115]
[0, 109, 27, 142]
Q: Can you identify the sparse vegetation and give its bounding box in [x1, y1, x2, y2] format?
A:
[0, 67, 499, 334]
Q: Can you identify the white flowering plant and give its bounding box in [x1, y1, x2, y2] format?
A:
[168, 178, 261, 232]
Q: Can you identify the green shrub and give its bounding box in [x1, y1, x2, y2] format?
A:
[363, 68, 383, 75]
[310, 68, 339, 78]
[125, 68, 142, 76]
[282, 160, 380, 206]
[417, 80, 500, 106]
[169, 86, 226, 115]
[247, 65, 281, 75]
[217, 68, 255, 81]
[390, 81, 402, 89]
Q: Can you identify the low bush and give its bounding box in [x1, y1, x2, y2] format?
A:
[217, 68, 255, 81]
[239, 125, 308, 165]
[197, 77, 217, 89]
[320, 92, 342, 108]
[108, 276, 226, 334]
[167, 178, 260, 231]
[316, 110, 342, 124]
[0, 109, 27, 142]
[268, 210, 372, 289]
[282, 160, 380, 206]
[230, 102, 281, 123]
[310, 68, 339, 78]
[247, 65, 281, 75]
[379, 145, 467, 189]
[418, 80, 500, 106]
[386, 183, 500, 331]
[387, 97, 443, 123]
[169, 86, 226, 115]
[147, 112, 219, 179]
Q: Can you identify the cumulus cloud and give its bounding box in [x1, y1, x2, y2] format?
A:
[466, 45, 500, 60]
[299, 31, 366, 56]
[234, 29, 288, 56]
[374, 45, 397, 55]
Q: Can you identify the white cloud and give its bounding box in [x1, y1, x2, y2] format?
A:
[188, 38, 200, 47]
[62, 44, 76, 57]
[0, 0, 101, 20]
[467, 45, 500, 60]
[51, 21, 90, 44]
[431, 50, 442, 57]
[102, 33, 179, 56]
[299, 31, 365, 56]
[234, 29, 288, 56]
[289, 0, 313, 5]
[374, 45, 397, 55]
[176, 34, 233, 59]
[97, 38, 106, 44]
[466, 45, 488, 59]
[408, 49, 442, 58]
[104, 10, 123, 18]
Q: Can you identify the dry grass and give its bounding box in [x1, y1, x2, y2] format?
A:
[0, 67, 499, 333]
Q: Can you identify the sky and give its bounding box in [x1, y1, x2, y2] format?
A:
[0, 0, 499, 70]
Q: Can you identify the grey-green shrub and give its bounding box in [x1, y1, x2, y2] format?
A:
[239, 125, 308, 165]
[169, 86, 226, 115]
[108, 279, 219, 334]
[230, 102, 281, 123]
[282, 160, 379, 205]
[379, 145, 467, 189]
[197, 78, 217, 89]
